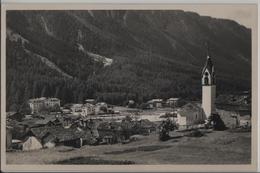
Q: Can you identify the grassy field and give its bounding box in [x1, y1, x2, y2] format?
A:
[6, 129, 251, 164]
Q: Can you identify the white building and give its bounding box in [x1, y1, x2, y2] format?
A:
[19, 136, 43, 151]
[201, 48, 216, 118]
[81, 103, 95, 116]
[176, 103, 206, 130]
[95, 102, 108, 115]
[28, 97, 60, 114]
[166, 98, 180, 107]
[147, 99, 163, 108]
[45, 98, 60, 108]
[70, 104, 83, 116]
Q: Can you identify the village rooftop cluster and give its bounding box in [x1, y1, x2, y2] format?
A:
[6, 49, 251, 152]
[6, 96, 186, 150]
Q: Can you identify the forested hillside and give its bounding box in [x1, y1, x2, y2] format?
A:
[6, 10, 251, 112]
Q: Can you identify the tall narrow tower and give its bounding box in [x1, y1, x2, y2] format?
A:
[202, 44, 216, 118]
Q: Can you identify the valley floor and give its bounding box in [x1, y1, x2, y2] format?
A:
[6, 130, 251, 165]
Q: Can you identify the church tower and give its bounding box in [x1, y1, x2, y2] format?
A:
[202, 44, 216, 118]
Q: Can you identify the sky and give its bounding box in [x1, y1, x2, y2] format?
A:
[2, 2, 256, 28]
[172, 4, 256, 28]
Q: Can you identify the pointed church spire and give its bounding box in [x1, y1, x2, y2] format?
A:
[205, 41, 210, 58]
[202, 41, 214, 75]
[202, 41, 216, 119]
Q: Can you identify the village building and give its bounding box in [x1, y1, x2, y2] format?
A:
[240, 117, 251, 128]
[28, 97, 46, 114]
[61, 108, 71, 114]
[29, 125, 94, 149]
[166, 98, 180, 108]
[45, 98, 60, 109]
[137, 119, 157, 135]
[70, 104, 83, 116]
[97, 121, 123, 144]
[55, 127, 94, 148]
[176, 103, 206, 130]
[147, 99, 163, 108]
[22, 136, 43, 151]
[8, 122, 30, 142]
[41, 132, 56, 148]
[67, 102, 111, 116]
[65, 101, 112, 117]
[95, 102, 108, 115]
[201, 46, 216, 118]
[98, 129, 122, 144]
[12, 129, 43, 151]
[159, 111, 177, 120]
[28, 97, 60, 114]
[81, 103, 95, 116]
[61, 115, 79, 128]
[29, 127, 58, 148]
[127, 100, 136, 108]
[11, 139, 23, 150]
[216, 109, 251, 129]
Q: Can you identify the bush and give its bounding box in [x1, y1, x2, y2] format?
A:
[209, 113, 227, 131]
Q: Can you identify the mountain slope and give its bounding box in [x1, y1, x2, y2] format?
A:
[6, 10, 251, 111]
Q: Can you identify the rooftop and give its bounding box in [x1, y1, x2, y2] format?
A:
[167, 98, 180, 101]
[178, 103, 205, 117]
[28, 97, 46, 102]
[30, 126, 92, 142]
[148, 99, 163, 103]
[28, 97, 60, 102]
[202, 56, 214, 75]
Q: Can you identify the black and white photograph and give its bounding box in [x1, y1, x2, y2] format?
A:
[1, 2, 258, 172]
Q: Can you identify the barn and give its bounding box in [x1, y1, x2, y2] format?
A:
[21, 136, 43, 151]
[176, 103, 206, 130]
[30, 126, 94, 148]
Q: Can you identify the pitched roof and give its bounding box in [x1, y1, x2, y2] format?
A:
[53, 127, 88, 142]
[147, 99, 163, 103]
[34, 117, 61, 125]
[6, 112, 18, 117]
[138, 119, 156, 128]
[31, 127, 49, 139]
[28, 97, 46, 102]
[47, 98, 60, 101]
[30, 126, 92, 142]
[178, 103, 204, 117]
[28, 97, 60, 103]
[167, 98, 179, 101]
[98, 129, 119, 138]
[83, 103, 95, 107]
[202, 56, 214, 75]
[70, 104, 83, 108]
